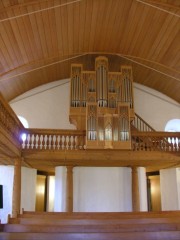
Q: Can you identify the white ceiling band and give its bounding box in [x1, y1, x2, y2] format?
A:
[118, 54, 180, 82]
[136, 0, 180, 18]
[0, 53, 87, 83]
[0, 0, 82, 23]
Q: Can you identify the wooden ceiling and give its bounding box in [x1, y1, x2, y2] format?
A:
[0, 0, 179, 103]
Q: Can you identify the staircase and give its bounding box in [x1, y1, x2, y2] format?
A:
[1, 211, 180, 240]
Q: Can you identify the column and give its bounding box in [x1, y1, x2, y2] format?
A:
[131, 167, 140, 211]
[12, 158, 21, 217]
[66, 166, 74, 212]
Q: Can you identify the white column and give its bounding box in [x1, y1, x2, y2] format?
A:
[138, 167, 148, 211]
[160, 168, 180, 210]
[21, 167, 37, 211]
[54, 166, 66, 212]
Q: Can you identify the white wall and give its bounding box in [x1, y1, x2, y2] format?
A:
[160, 168, 180, 210]
[21, 167, 37, 212]
[10, 80, 180, 131]
[134, 83, 180, 131]
[54, 166, 147, 212]
[74, 167, 132, 212]
[10, 79, 75, 129]
[0, 166, 37, 223]
[0, 166, 14, 223]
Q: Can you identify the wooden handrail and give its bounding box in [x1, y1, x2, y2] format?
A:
[132, 131, 180, 152]
[131, 113, 156, 132]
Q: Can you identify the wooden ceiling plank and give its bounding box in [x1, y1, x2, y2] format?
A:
[54, 0, 64, 56]
[147, 14, 178, 62]
[103, 0, 121, 52]
[67, 0, 74, 55]
[156, 17, 179, 63]
[95, 0, 113, 52]
[0, 22, 21, 69]
[26, 4, 44, 60]
[78, 0, 86, 53]
[6, 10, 30, 64]
[0, 36, 15, 73]
[87, 0, 97, 51]
[113, 0, 133, 53]
[34, 3, 49, 58]
[83, 0, 93, 52]
[123, 3, 151, 57]
[40, 1, 54, 57]
[72, 0, 80, 54]
[60, 0, 69, 56]
[47, 1, 59, 57]
[20, 7, 39, 61]
[13, 8, 35, 63]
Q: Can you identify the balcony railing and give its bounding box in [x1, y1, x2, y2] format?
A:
[21, 129, 86, 150]
[131, 132, 180, 153]
[21, 128, 180, 153]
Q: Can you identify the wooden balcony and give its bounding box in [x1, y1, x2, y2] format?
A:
[19, 128, 180, 173]
[0, 92, 179, 173]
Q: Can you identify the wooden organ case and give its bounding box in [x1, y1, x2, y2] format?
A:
[69, 56, 134, 149]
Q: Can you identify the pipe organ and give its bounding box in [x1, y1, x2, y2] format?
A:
[69, 56, 134, 149]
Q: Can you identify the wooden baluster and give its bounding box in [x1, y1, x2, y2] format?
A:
[35, 134, 38, 149]
[32, 134, 36, 149]
[42, 134, 45, 149]
[68, 136, 71, 150]
[54, 135, 58, 150]
[24, 134, 28, 149]
[29, 134, 33, 149]
[64, 135, 67, 149]
[37, 134, 40, 149]
[72, 136, 76, 150]
[59, 135, 62, 150]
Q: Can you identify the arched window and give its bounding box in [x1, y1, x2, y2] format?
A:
[165, 119, 180, 145]
[165, 119, 180, 132]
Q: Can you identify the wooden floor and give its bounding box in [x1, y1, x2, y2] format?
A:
[1, 211, 180, 240]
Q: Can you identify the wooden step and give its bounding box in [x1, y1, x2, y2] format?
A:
[21, 211, 180, 219]
[9, 217, 180, 225]
[3, 222, 180, 233]
[0, 231, 180, 240]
